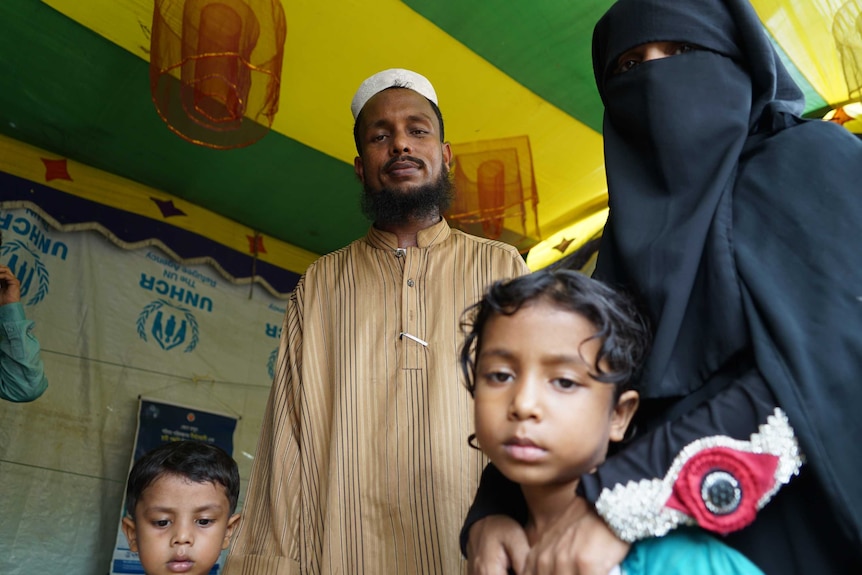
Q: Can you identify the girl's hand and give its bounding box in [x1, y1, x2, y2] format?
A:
[522, 497, 629, 575]
[467, 514, 530, 575]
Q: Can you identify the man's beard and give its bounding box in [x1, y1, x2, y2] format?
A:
[361, 163, 454, 226]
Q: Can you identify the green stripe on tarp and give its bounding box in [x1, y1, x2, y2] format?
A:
[0, 0, 366, 257]
[405, 0, 829, 126]
[404, 0, 613, 134]
[767, 36, 829, 115]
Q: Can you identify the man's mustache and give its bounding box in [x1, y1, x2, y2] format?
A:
[384, 155, 425, 171]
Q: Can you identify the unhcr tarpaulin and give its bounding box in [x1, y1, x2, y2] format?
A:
[0, 206, 281, 574]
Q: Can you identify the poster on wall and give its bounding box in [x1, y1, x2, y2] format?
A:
[109, 398, 238, 575]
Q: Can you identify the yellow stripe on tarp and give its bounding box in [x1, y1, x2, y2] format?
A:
[526, 208, 608, 271]
[0, 133, 319, 274]
[43, 0, 608, 245]
[752, 0, 850, 106]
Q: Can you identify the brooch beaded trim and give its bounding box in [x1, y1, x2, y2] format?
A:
[595, 408, 803, 542]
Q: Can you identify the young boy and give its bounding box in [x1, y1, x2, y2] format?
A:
[459, 269, 764, 574]
[122, 440, 241, 575]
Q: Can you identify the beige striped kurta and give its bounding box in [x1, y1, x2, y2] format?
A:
[225, 218, 529, 575]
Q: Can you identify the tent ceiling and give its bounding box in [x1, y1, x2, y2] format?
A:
[0, 0, 854, 263]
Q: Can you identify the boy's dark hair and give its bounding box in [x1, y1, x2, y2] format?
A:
[125, 440, 240, 518]
[460, 269, 652, 398]
[353, 85, 445, 154]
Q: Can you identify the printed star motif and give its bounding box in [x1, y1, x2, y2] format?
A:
[41, 158, 72, 181]
[151, 198, 187, 218]
[248, 234, 267, 255]
[553, 237, 574, 253]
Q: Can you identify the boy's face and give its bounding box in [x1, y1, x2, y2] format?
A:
[473, 300, 638, 490]
[122, 474, 240, 575]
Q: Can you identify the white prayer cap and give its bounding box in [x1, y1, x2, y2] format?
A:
[350, 68, 438, 120]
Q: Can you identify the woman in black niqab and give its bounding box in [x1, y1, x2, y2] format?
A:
[590, 0, 862, 571]
[461, 0, 862, 573]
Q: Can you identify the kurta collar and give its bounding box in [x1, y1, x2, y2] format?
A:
[364, 217, 452, 251]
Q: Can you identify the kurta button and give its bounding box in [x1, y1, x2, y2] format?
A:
[407, 279, 414, 287]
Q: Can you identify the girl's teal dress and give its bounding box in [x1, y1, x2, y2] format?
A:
[619, 529, 763, 575]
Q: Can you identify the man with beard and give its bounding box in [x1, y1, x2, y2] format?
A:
[224, 68, 529, 575]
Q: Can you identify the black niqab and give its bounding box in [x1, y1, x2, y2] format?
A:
[592, 0, 862, 551]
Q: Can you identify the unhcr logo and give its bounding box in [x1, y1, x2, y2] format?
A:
[136, 299, 199, 352]
[0, 240, 49, 306]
